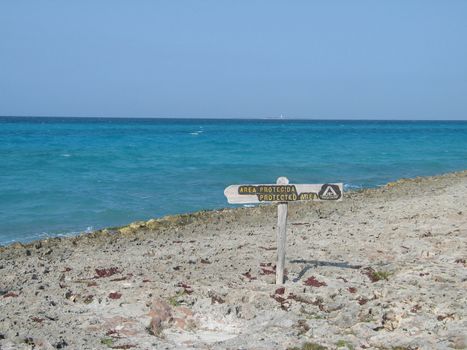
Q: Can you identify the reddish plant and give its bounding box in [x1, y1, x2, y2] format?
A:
[3, 292, 18, 298]
[270, 287, 292, 310]
[304, 276, 327, 287]
[437, 313, 455, 321]
[108, 292, 122, 300]
[242, 270, 257, 281]
[348, 287, 357, 294]
[178, 282, 193, 294]
[272, 295, 286, 303]
[275, 287, 285, 295]
[357, 297, 368, 305]
[260, 268, 275, 275]
[260, 262, 275, 275]
[270, 294, 290, 310]
[95, 267, 121, 278]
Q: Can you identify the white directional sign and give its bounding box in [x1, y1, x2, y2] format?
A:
[224, 183, 343, 204]
[224, 177, 343, 285]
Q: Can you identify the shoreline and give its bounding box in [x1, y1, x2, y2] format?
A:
[1, 169, 466, 349]
[2, 169, 466, 251]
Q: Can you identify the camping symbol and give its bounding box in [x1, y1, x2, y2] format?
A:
[318, 184, 342, 200]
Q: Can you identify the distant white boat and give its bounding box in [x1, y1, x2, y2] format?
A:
[263, 114, 287, 120]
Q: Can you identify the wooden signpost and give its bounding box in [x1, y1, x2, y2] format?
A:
[224, 177, 343, 284]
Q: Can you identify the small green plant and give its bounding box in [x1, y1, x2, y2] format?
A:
[100, 338, 114, 347]
[302, 343, 328, 350]
[336, 339, 355, 349]
[305, 313, 324, 320]
[167, 290, 186, 306]
[167, 295, 180, 306]
[106, 226, 122, 231]
[288, 343, 328, 350]
[373, 270, 392, 281]
[362, 267, 392, 282]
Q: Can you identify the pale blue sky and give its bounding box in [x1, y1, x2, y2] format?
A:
[1, 1, 466, 119]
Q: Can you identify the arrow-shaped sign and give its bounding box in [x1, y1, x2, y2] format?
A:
[224, 183, 343, 204]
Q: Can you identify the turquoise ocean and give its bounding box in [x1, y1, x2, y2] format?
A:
[1, 117, 466, 245]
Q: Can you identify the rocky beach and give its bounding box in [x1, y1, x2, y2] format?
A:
[1, 171, 466, 350]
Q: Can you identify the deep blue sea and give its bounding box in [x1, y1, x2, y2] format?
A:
[1, 117, 466, 245]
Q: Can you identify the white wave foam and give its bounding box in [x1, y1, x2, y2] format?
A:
[344, 183, 363, 190]
[0, 227, 95, 246]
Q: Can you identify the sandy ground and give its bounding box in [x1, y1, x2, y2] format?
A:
[1, 171, 466, 350]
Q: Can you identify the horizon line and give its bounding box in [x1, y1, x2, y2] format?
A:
[1, 115, 467, 122]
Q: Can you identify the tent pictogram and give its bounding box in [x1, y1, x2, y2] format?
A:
[318, 184, 342, 200]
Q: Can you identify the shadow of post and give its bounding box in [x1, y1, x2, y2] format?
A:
[289, 259, 363, 283]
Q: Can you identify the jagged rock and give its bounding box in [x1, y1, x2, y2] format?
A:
[148, 298, 172, 336]
[382, 310, 401, 331]
[146, 219, 160, 230]
[33, 338, 54, 350]
[119, 227, 134, 235]
[129, 221, 146, 230]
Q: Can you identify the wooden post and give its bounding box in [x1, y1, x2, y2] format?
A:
[276, 176, 288, 285]
[224, 179, 343, 284]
